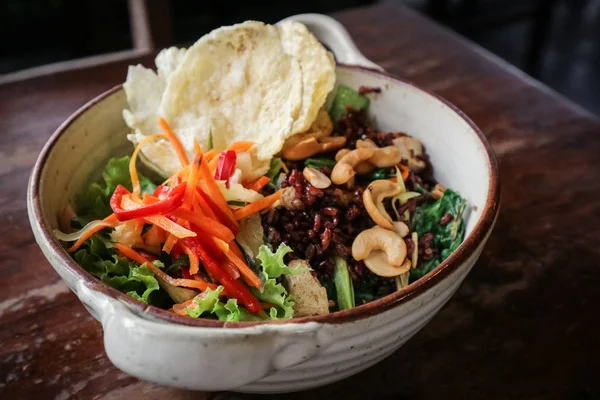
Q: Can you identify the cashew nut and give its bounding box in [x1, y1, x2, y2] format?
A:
[334, 148, 373, 174]
[392, 136, 426, 171]
[392, 221, 409, 238]
[363, 180, 402, 230]
[320, 136, 347, 153]
[356, 139, 402, 168]
[364, 250, 411, 277]
[282, 137, 322, 161]
[352, 227, 408, 274]
[303, 167, 331, 189]
[331, 148, 374, 185]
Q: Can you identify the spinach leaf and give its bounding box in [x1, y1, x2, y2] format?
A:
[410, 189, 467, 282]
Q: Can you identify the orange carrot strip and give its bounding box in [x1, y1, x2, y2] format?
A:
[142, 193, 159, 204]
[181, 243, 200, 275]
[184, 153, 203, 209]
[114, 243, 148, 265]
[119, 196, 196, 239]
[233, 190, 283, 221]
[198, 153, 237, 224]
[130, 134, 165, 197]
[230, 241, 245, 261]
[171, 209, 235, 243]
[143, 215, 196, 238]
[194, 192, 217, 220]
[158, 117, 189, 167]
[68, 214, 118, 252]
[389, 177, 397, 183]
[398, 164, 409, 181]
[225, 248, 261, 289]
[204, 149, 217, 162]
[227, 141, 254, 153]
[163, 234, 177, 254]
[247, 176, 270, 192]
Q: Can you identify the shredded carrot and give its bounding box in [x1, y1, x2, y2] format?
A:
[181, 243, 200, 275]
[204, 149, 217, 162]
[230, 241, 245, 262]
[184, 153, 202, 209]
[227, 141, 254, 153]
[171, 209, 235, 243]
[144, 215, 196, 238]
[114, 243, 148, 265]
[389, 177, 397, 183]
[233, 190, 283, 221]
[119, 196, 196, 238]
[198, 153, 237, 224]
[158, 117, 189, 167]
[142, 193, 159, 204]
[68, 213, 118, 252]
[194, 191, 217, 220]
[130, 134, 165, 197]
[247, 176, 270, 192]
[225, 248, 261, 289]
[398, 164, 409, 181]
[163, 234, 177, 254]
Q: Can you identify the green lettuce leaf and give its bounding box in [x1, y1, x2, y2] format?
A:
[257, 243, 308, 280]
[251, 278, 295, 319]
[78, 156, 156, 219]
[185, 287, 223, 318]
[74, 234, 160, 304]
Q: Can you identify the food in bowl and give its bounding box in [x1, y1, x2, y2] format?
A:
[54, 20, 466, 322]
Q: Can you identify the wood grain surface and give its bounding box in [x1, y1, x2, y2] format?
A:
[2, 3, 599, 399]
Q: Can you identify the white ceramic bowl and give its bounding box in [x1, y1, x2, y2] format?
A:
[28, 14, 500, 393]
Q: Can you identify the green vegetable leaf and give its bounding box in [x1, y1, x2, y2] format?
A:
[257, 243, 307, 280]
[410, 189, 467, 282]
[333, 257, 355, 310]
[251, 278, 295, 319]
[304, 158, 336, 169]
[185, 286, 224, 318]
[78, 156, 156, 219]
[364, 168, 391, 180]
[329, 84, 370, 122]
[265, 158, 283, 189]
[74, 234, 160, 304]
[212, 298, 265, 322]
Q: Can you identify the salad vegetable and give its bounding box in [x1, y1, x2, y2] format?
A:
[57, 47, 467, 322]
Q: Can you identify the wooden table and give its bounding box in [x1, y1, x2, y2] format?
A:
[2, 3, 599, 399]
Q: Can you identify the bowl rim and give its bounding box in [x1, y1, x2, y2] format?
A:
[29, 64, 500, 328]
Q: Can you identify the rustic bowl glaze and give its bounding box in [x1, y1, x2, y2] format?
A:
[28, 14, 500, 393]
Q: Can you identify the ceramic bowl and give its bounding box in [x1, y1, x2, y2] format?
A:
[28, 13, 500, 393]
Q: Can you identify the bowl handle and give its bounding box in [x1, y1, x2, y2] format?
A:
[76, 282, 328, 390]
[281, 13, 383, 71]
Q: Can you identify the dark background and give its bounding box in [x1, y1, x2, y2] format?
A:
[2, 0, 599, 115]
